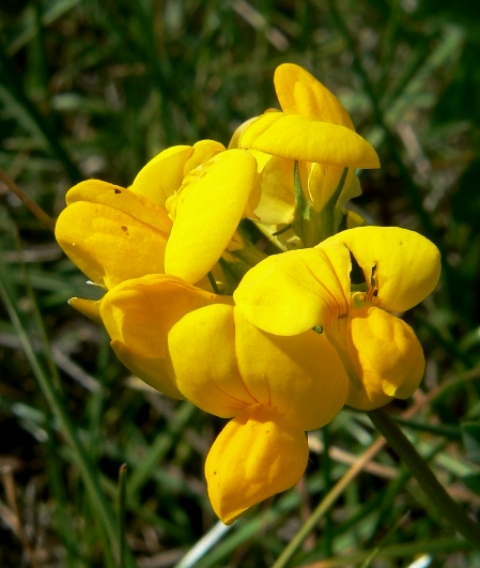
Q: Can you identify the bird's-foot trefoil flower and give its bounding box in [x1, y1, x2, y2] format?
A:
[167, 303, 349, 523]
[55, 144, 261, 394]
[96, 273, 349, 522]
[234, 226, 441, 409]
[233, 63, 380, 246]
[53, 61, 439, 525]
[55, 145, 260, 299]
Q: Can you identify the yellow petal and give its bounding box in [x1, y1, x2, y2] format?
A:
[274, 63, 355, 129]
[100, 274, 228, 397]
[183, 139, 226, 174]
[322, 227, 442, 312]
[205, 404, 309, 524]
[65, 179, 172, 233]
[342, 307, 425, 410]
[165, 150, 258, 284]
[168, 304, 256, 417]
[130, 145, 194, 207]
[234, 308, 348, 431]
[68, 297, 102, 323]
[239, 113, 380, 169]
[110, 339, 183, 399]
[228, 117, 259, 149]
[233, 245, 351, 336]
[56, 200, 168, 289]
[253, 154, 295, 225]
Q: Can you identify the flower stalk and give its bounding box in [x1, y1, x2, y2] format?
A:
[368, 408, 480, 548]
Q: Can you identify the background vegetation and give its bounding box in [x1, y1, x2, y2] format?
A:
[1, 0, 479, 566]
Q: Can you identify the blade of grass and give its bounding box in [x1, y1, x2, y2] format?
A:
[126, 400, 196, 498]
[298, 537, 472, 568]
[7, 0, 84, 56]
[0, 41, 82, 184]
[322, 425, 333, 557]
[359, 511, 411, 568]
[45, 419, 80, 567]
[321, 0, 441, 247]
[118, 464, 128, 568]
[174, 521, 232, 568]
[0, 265, 135, 567]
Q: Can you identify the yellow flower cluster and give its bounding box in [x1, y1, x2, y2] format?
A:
[55, 63, 441, 524]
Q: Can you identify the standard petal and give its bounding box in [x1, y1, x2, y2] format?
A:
[100, 275, 228, 398]
[342, 307, 425, 410]
[234, 308, 348, 431]
[55, 200, 169, 289]
[165, 150, 258, 284]
[205, 404, 309, 524]
[239, 113, 380, 169]
[168, 304, 256, 417]
[233, 245, 351, 336]
[130, 145, 194, 207]
[323, 227, 442, 312]
[274, 63, 355, 129]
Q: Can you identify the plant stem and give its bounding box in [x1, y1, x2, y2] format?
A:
[272, 387, 473, 568]
[368, 408, 480, 548]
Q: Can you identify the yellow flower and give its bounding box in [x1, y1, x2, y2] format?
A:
[234, 63, 380, 245]
[55, 144, 258, 292]
[234, 226, 441, 410]
[96, 271, 348, 522]
[167, 303, 349, 523]
[55, 142, 262, 395]
[239, 63, 379, 169]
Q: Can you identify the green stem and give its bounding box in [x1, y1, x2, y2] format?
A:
[368, 408, 480, 548]
[207, 271, 220, 294]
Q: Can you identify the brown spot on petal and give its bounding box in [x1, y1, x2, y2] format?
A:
[114, 188, 121, 194]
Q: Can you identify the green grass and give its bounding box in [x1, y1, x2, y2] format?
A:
[1, 0, 480, 566]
